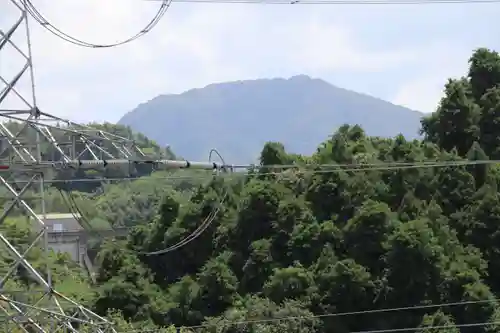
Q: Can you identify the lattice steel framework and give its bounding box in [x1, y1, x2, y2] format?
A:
[0, 0, 226, 331]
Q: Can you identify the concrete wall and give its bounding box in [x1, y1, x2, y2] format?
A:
[47, 233, 95, 281]
[47, 233, 85, 264]
[48, 242, 79, 262]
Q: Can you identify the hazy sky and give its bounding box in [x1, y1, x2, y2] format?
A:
[1, 0, 499, 123]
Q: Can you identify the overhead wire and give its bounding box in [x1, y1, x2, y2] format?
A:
[43, 157, 499, 252]
[21, 0, 499, 50]
[122, 321, 500, 333]
[144, 0, 500, 4]
[21, 0, 172, 48]
[117, 296, 500, 332]
[9, 158, 500, 185]
[139, 191, 227, 255]
[60, 188, 101, 232]
[52, 149, 230, 256]
[58, 188, 93, 229]
[136, 149, 230, 256]
[10, 157, 498, 241]
[29, 157, 499, 253]
[350, 321, 500, 333]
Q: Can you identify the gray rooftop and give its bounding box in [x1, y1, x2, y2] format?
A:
[31, 213, 84, 233]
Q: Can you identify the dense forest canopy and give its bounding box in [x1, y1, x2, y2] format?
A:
[2, 47, 500, 332]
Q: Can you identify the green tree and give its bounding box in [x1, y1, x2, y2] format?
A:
[421, 78, 480, 156]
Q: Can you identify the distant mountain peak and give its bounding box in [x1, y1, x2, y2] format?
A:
[175, 75, 319, 97]
[119, 77, 423, 163]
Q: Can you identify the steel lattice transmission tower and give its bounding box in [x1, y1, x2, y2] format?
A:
[0, 0, 226, 332]
[0, 0, 121, 332]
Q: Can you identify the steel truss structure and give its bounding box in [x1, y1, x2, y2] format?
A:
[0, 0, 227, 331]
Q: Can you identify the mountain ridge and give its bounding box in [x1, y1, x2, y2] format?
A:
[118, 75, 425, 163]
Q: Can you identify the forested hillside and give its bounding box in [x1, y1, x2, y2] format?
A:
[2, 47, 500, 333]
[94, 47, 500, 332]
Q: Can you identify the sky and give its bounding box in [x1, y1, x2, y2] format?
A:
[0, 0, 499, 124]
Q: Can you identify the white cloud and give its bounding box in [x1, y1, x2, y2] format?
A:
[391, 75, 447, 113]
[390, 43, 472, 113]
[1, 0, 495, 123]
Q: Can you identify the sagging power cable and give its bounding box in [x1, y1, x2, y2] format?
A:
[21, 0, 172, 48]
[136, 148, 230, 256]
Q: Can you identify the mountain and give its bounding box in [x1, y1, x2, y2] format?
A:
[118, 75, 425, 163]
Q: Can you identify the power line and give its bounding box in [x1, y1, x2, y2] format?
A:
[65, 149, 230, 256]
[117, 296, 500, 332]
[20, 0, 499, 49]
[132, 321, 500, 333]
[39, 157, 496, 238]
[179, 300, 500, 331]
[139, 189, 227, 255]
[145, 0, 500, 4]
[7, 158, 492, 236]
[351, 321, 500, 333]
[5, 158, 498, 184]
[55, 158, 496, 254]
[21, 0, 172, 48]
